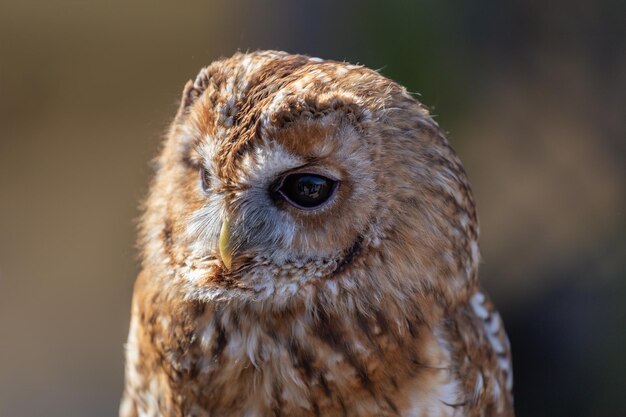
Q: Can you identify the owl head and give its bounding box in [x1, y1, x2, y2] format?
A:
[140, 51, 479, 309]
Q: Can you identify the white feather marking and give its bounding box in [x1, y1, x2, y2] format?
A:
[326, 280, 339, 296]
[402, 325, 461, 417]
[474, 371, 484, 397]
[470, 290, 514, 393]
[404, 376, 460, 417]
[470, 292, 488, 319]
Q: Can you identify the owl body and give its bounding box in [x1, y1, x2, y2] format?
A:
[121, 51, 514, 417]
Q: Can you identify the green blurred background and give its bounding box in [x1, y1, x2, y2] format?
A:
[1, 1, 624, 416]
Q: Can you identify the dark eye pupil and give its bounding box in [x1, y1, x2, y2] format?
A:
[278, 174, 336, 208]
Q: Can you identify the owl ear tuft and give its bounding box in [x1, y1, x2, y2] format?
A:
[176, 67, 211, 117]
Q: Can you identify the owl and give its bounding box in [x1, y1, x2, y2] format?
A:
[120, 51, 514, 417]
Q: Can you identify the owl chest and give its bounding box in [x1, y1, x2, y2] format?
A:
[152, 312, 463, 417]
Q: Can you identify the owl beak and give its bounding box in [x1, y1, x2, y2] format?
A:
[219, 217, 233, 270]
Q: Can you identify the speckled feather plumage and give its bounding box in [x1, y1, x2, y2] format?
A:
[120, 51, 514, 417]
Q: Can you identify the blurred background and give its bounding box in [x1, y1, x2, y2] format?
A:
[0, 1, 624, 416]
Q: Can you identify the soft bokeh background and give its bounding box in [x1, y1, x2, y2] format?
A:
[1, 1, 624, 416]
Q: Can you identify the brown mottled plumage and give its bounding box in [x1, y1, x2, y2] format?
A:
[120, 51, 514, 417]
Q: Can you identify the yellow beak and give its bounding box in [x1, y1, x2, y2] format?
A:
[219, 217, 232, 270]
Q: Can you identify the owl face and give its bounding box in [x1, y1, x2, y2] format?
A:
[186, 114, 378, 268]
[143, 51, 478, 304]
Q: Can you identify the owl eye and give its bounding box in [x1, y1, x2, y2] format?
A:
[276, 173, 338, 209]
[199, 167, 211, 192]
